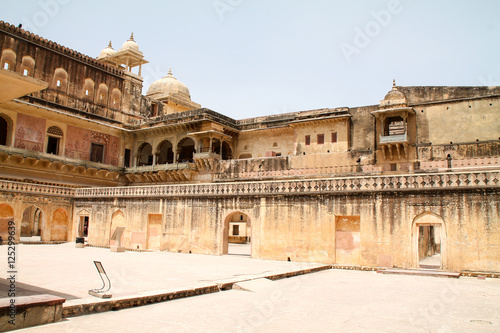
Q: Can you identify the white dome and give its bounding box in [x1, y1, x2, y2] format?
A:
[97, 41, 115, 59]
[146, 69, 191, 100]
[119, 33, 140, 52]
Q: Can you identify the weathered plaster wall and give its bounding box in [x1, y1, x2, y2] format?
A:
[416, 98, 499, 145]
[76, 189, 500, 272]
[14, 113, 46, 152]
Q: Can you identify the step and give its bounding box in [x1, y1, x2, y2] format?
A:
[377, 268, 461, 278]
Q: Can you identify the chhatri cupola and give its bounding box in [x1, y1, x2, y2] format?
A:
[371, 80, 415, 161]
[146, 68, 201, 114]
[97, 33, 148, 77]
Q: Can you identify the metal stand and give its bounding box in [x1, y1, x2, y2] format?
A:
[88, 261, 112, 298]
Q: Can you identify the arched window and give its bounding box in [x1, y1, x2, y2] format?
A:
[111, 88, 121, 109]
[97, 83, 108, 105]
[83, 78, 95, 100]
[46, 126, 63, 155]
[177, 137, 195, 163]
[53, 68, 68, 92]
[156, 140, 174, 164]
[1, 49, 16, 70]
[21, 55, 35, 76]
[137, 142, 153, 166]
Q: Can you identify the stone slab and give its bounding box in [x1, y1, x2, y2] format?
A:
[377, 268, 461, 278]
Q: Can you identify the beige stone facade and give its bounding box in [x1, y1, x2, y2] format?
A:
[0, 21, 499, 273]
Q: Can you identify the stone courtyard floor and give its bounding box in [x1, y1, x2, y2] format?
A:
[1, 243, 499, 332]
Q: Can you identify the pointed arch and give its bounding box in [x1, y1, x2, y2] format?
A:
[156, 140, 174, 164]
[0, 203, 15, 241]
[51, 208, 69, 241]
[0, 113, 14, 146]
[110, 210, 126, 246]
[177, 137, 195, 163]
[21, 205, 44, 237]
[137, 142, 153, 166]
[223, 211, 253, 256]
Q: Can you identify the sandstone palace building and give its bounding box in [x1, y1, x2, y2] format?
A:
[0, 21, 499, 273]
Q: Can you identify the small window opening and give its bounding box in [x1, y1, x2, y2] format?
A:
[317, 134, 324, 144]
[273, 142, 278, 147]
[275, 152, 282, 157]
[85, 89, 89, 96]
[331, 132, 337, 143]
[90, 143, 104, 163]
[305, 135, 310, 145]
[56, 80, 61, 87]
[23, 68, 29, 76]
[390, 163, 397, 171]
[46, 136, 60, 155]
[240, 215, 243, 221]
[232, 225, 240, 236]
[3, 62, 9, 70]
[100, 94, 104, 100]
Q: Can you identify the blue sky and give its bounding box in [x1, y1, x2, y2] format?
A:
[2, 0, 499, 119]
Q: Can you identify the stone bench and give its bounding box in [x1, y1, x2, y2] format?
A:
[0, 294, 65, 332]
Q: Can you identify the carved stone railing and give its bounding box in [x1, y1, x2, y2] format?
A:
[215, 164, 359, 180]
[0, 180, 76, 197]
[379, 133, 408, 144]
[194, 152, 221, 160]
[125, 162, 195, 173]
[75, 170, 500, 199]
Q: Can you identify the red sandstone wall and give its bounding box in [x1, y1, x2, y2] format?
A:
[14, 113, 46, 152]
[65, 125, 119, 165]
[65, 125, 91, 160]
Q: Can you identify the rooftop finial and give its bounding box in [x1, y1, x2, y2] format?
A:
[129, 33, 134, 41]
[108, 41, 112, 48]
[393, 79, 396, 87]
[168, 67, 172, 75]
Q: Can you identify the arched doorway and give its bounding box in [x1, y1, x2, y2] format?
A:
[137, 143, 153, 166]
[412, 212, 446, 269]
[222, 141, 232, 160]
[157, 140, 174, 164]
[77, 209, 90, 238]
[0, 114, 13, 146]
[21, 206, 44, 238]
[0, 204, 15, 241]
[178, 137, 195, 163]
[223, 212, 251, 256]
[51, 208, 69, 241]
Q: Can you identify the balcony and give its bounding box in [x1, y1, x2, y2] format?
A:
[125, 162, 195, 173]
[124, 162, 198, 183]
[193, 151, 221, 160]
[379, 132, 409, 144]
[0, 145, 123, 184]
